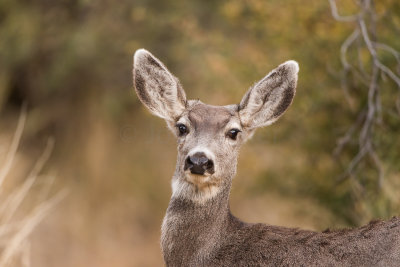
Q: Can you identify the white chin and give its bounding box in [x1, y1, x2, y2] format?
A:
[171, 175, 220, 204]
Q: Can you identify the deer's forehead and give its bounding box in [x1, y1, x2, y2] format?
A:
[187, 103, 235, 131]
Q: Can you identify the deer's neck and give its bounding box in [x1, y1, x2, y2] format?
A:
[161, 181, 232, 266]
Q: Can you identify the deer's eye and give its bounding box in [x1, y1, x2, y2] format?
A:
[176, 123, 188, 136]
[227, 128, 241, 140]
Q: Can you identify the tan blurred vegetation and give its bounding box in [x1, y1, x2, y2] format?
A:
[0, 0, 399, 266]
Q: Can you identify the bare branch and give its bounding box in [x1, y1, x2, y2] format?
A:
[0, 138, 55, 224]
[337, 142, 368, 183]
[375, 42, 400, 65]
[376, 61, 400, 88]
[359, 63, 379, 146]
[328, 0, 359, 22]
[340, 29, 360, 108]
[359, 19, 400, 88]
[0, 105, 27, 188]
[330, 0, 398, 194]
[369, 148, 384, 188]
[358, 19, 377, 57]
[0, 108, 63, 266]
[0, 190, 67, 266]
[334, 110, 366, 157]
[340, 29, 360, 70]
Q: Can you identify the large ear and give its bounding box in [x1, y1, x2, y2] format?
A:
[239, 60, 299, 129]
[133, 49, 187, 121]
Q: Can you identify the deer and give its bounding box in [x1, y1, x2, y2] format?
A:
[132, 49, 400, 266]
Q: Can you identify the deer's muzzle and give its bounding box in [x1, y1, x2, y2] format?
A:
[184, 152, 215, 175]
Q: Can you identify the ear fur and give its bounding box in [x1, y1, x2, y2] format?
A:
[239, 60, 299, 128]
[133, 49, 187, 121]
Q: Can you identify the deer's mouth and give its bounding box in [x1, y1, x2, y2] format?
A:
[184, 172, 219, 190]
[184, 169, 212, 180]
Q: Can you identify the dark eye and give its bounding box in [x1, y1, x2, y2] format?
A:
[227, 128, 241, 140]
[176, 123, 188, 136]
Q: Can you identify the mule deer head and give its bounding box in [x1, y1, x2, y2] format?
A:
[132, 49, 400, 267]
[133, 49, 298, 203]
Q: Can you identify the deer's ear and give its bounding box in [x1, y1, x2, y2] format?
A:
[133, 49, 187, 121]
[239, 60, 299, 129]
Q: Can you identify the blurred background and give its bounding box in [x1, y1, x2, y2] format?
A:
[0, 0, 399, 266]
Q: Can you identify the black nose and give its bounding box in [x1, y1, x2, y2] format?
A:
[184, 152, 214, 175]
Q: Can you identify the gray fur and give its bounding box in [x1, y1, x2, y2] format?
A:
[239, 60, 298, 128]
[132, 49, 400, 267]
[133, 49, 187, 120]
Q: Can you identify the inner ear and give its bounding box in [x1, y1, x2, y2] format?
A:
[133, 49, 187, 121]
[239, 60, 299, 129]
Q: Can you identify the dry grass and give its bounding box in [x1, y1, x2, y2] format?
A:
[0, 108, 66, 267]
